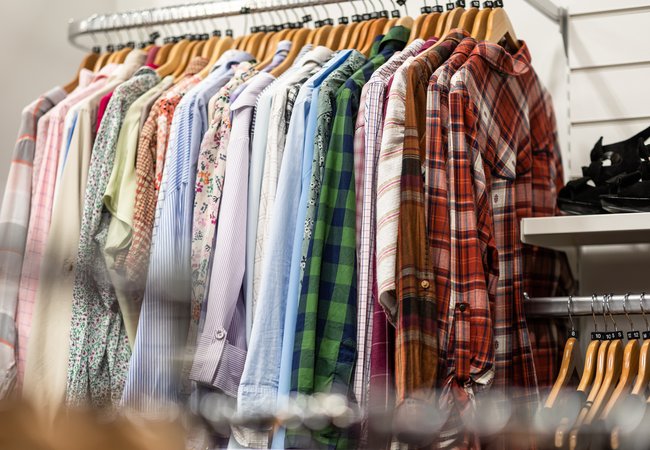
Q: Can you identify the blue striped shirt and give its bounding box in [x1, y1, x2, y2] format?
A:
[121, 50, 254, 411]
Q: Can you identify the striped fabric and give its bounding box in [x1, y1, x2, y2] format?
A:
[0, 87, 66, 396]
[123, 57, 208, 286]
[122, 50, 253, 412]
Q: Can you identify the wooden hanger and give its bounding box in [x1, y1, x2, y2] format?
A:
[443, 7, 465, 34]
[256, 37, 285, 71]
[202, 35, 220, 59]
[198, 36, 234, 79]
[577, 340, 602, 395]
[383, 18, 398, 34]
[171, 40, 199, 81]
[63, 51, 100, 93]
[257, 30, 275, 60]
[245, 31, 266, 59]
[112, 45, 133, 64]
[631, 295, 650, 396]
[325, 23, 347, 51]
[361, 18, 388, 56]
[155, 41, 175, 66]
[349, 20, 371, 50]
[545, 299, 580, 410]
[270, 27, 310, 77]
[485, 7, 520, 49]
[156, 38, 191, 77]
[471, 6, 492, 40]
[312, 24, 333, 46]
[433, 9, 450, 38]
[397, 15, 415, 29]
[419, 11, 441, 40]
[93, 48, 113, 72]
[601, 338, 639, 420]
[408, 13, 427, 43]
[233, 35, 246, 49]
[458, 4, 480, 31]
[544, 337, 579, 410]
[339, 21, 361, 50]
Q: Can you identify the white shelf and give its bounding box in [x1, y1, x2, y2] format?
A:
[520, 212, 650, 249]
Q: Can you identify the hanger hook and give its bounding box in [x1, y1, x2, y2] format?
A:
[641, 293, 649, 332]
[623, 293, 635, 332]
[591, 294, 598, 332]
[606, 294, 618, 332]
[567, 296, 575, 334]
[600, 294, 608, 332]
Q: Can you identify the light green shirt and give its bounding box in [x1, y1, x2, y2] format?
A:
[102, 75, 173, 345]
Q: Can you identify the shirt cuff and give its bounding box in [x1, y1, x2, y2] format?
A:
[189, 327, 247, 397]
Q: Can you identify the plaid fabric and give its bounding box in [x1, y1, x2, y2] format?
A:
[426, 37, 478, 449]
[289, 28, 409, 449]
[122, 57, 207, 285]
[442, 41, 547, 448]
[0, 87, 66, 396]
[394, 31, 470, 422]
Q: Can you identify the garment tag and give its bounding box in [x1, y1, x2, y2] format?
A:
[644, 331, 650, 340]
[362, 13, 372, 21]
[569, 329, 578, 339]
[380, 10, 389, 18]
[324, 18, 334, 25]
[471, 0, 481, 7]
[302, 14, 312, 23]
[483, 1, 494, 7]
[446, 2, 455, 10]
[421, 6, 433, 14]
[456, 0, 466, 7]
[352, 14, 362, 22]
[226, 29, 233, 37]
[370, 12, 380, 19]
[339, 16, 350, 24]
[603, 332, 616, 341]
[434, 5, 444, 12]
[591, 331, 604, 341]
[494, 0, 504, 6]
[628, 331, 641, 340]
[396, 0, 407, 4]
[240, 6, 251, 14]
[391, 9, 401, 17]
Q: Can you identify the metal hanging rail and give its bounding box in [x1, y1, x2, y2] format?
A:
[525, 294, 650, 318]
[67, 0, 567, 51]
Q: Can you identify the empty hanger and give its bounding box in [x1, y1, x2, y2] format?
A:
[601, 294, 640, 421]
[471, 1, 493, 40]
[485, 2, 520, 49]
[631, 293, 650, 397]
[544, 297, 580, 410]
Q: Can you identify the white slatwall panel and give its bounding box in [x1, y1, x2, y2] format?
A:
[567, 0, 650, 178]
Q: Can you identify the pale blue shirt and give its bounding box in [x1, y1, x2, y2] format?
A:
[121, 50, 253, 411]
[267, 50, 353, 449]
[243, 45, 314, 343]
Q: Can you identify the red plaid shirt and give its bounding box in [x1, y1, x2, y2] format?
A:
[443, 41, 547, 440]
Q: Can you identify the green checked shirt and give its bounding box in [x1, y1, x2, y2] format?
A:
[290, 27, 410, 449]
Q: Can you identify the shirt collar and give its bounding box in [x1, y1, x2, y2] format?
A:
[185, 56, 209, 75]
[111, 50, 148, 81]
[298, 45, 334, 68]
[210, 49, 254, 73]
[453, 37, 478, 59]
[473, 40, 531, 76]
[375, 25, 410, 55]
[78, 68, 94, 87]
[275, 40, 292, 53]
[292, 44, 314, 67]
[231, 72, 276, 111]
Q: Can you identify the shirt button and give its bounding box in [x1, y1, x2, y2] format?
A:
[215, 329, 226, 340]
[458, 303, 468, 312]
[493, 194, 499, 203]
[420, 280, 430, 289]
[494, 340, 499, 350]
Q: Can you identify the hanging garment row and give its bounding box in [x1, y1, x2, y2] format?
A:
[0, 2, 574, 449]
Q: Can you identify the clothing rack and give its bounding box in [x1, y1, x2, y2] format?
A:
[67, 0, 568, 52]
[525, 294, 650, 318]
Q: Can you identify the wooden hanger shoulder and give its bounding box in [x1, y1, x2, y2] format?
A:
[544, 337, 579, 409]
[576, 340, 601, 394]
[485, 7, 519, 49]
[325, 24, 346, 51]
[631, 339, 650, 396]
[245, 32, 266, 59]
[155, 42, 175, 66]
[458, 6, 479, 32]
[419, 12, 440, 40]
[172, 41, 198, 80]
[270, 27, 310, 77]
[383, 18, 398, 35]
[197, 36, 234, 79]
[408, 14, 427, 43]
[471, 8, 491, 40]
[361, 18, 388, 56]
[63, 52, 100, 93]
[434, 10, 450, 38]
[584, 339, 623, 424]
[339, 21, 360, 50]
[443, 7, 465, 34]
[313, 24, 333, 46]
[156, 39, 191, 78]
[601, 339, 640, 420]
